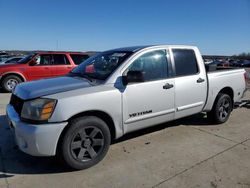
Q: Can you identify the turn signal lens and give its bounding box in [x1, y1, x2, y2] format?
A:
[40, 101, 56, 120]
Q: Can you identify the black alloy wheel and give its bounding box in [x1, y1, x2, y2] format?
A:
[207, 93, 232, 124]
[61, 116, 111, 170]
[70, 126, 105, 162]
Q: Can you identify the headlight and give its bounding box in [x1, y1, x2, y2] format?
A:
[21, 98, 57, 121]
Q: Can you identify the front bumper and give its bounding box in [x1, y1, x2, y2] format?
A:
[6, 104, 68, 156]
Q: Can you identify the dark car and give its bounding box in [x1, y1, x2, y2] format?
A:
[236, 60, 250, 67]
[0, 57, 24, 64]
[0, 55, 11, 64]
[209, 60, 230, 67]
[0, 52, 8, 56]
[209, 60, 223, 66]
[228, 59, 238, 67]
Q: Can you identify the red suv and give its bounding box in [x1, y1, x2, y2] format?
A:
[0, 51, 90, 92]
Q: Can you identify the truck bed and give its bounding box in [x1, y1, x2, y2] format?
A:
[206, 64, 249, 89]
[205, 64, 240, 72]
[203, 67, 246, 111]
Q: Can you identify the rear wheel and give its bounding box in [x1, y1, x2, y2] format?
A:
[207, 93, 232, 124]
[1, 75, 22, 92]
[61, 116, 111, 170]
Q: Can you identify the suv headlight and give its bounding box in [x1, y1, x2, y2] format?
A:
[21, 98, 57, 121]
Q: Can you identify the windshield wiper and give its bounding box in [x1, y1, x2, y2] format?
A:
[81, 74, 93, 82]
[68, 72, 93, 82]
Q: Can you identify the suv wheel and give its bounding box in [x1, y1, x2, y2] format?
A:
[61, 116, 111, 170]
[207, 93, 232, 124]
[1, 75, 22, 92]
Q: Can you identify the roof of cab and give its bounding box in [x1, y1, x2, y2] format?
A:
[109, 45, 154, 52]
[108, 45, 197, 53]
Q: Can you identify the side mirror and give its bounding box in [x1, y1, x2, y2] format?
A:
[29, 59, 37, 66]
[123, 70, 144, 85]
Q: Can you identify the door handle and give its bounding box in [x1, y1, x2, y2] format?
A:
[197, 78, 205, 83]
[163, 83, 174, 90]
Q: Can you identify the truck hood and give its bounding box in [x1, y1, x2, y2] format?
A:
[14, 76, 93, 100]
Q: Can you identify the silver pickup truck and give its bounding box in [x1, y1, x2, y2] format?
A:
[6, 45, 246, 169]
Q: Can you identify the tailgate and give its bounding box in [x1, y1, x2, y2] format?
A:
[245, 68, 250, 90]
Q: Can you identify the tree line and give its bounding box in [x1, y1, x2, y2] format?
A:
[232, 52, 250, 60]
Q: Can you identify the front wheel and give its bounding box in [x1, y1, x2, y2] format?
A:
[61, 116, 111, 170]
[207, 93, 233, 124]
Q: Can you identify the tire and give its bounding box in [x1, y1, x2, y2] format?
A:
[61, 116, 111, 170]
[1, 75, 22, 92]
[207, 93, 233, 124]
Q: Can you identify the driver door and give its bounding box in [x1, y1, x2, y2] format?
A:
[26, 54, 53, 80]
[122, 49, 175, 133]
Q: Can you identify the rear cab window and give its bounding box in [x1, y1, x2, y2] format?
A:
[172, 49, 199, 77]
[70, 54, 90, 65]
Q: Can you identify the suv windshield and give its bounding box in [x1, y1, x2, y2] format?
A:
[70, 51, 132, 80]
[17, 54, 36, 64]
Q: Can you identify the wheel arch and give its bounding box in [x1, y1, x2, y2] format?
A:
[218, 87, 234, 103]
[0, 72, 26, 82]
[56, 110, 116, 155]
[207, 87, 234, 124]
[210, 86, 234, 111]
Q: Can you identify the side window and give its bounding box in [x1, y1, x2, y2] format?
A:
[127, 50, 169, 82]
[70, 54, 90, 65]
[172, 49, 199, 76]
[34, 55, 51, 65]
[51, 54, 70, 65]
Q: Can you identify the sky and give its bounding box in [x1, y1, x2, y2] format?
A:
[0, 0, 249, 55]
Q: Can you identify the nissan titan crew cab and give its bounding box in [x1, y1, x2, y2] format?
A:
[6, 45, 246, 170]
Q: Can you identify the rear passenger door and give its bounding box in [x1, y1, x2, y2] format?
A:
[50, 54, 72, 77]
[171, 48, 207, 119]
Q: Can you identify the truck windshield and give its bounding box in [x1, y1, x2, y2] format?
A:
[70, 51, 132, 80]
[17, 54, 36, 64]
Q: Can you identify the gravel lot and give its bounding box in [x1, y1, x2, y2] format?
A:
[0, 91, 250, 188]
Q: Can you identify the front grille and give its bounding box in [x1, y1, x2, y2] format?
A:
[10, 94, 24, 116]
